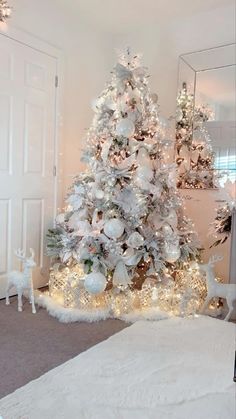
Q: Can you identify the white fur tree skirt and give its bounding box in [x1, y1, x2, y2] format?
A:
[35, 291, 170, 323]
[0, 316, 235, 419]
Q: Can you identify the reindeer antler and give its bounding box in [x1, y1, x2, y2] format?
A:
[29, 248, 35, 259]
[209, 254, 223, 266]
[14, 248, 26, 260]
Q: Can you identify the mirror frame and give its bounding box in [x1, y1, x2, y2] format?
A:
[175, 43, 236, 190]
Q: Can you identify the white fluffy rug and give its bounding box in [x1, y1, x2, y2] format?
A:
[0, 316, 235, 419]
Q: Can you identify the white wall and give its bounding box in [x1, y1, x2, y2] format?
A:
[8, 0, 113, 204]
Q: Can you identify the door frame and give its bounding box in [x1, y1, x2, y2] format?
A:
[0, 24, 64, 217]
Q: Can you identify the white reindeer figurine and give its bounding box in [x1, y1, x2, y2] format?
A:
[6, 248, 37, 313]
[199, 255, 236, 321]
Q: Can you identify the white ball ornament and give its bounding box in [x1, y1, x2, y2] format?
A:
[116, 118, 135, 138]
[95, 189, 105, 200]
[104, 218, 125, 239]
[84, 272, 107, 295]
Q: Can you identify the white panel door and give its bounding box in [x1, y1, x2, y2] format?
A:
[0, 35, 57, 298]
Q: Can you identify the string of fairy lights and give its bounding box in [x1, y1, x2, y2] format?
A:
[48, 260, 221, 318]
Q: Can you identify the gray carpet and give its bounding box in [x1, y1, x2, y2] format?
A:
[0, 295, 128, 399]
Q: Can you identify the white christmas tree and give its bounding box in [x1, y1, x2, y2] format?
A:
[47, 51, 202, 319]
[175, 83, 218, 189]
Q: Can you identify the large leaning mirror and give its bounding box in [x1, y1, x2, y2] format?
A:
[176, 44, 236, 189]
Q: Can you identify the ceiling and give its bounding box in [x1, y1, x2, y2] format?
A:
[196, 65, 236, 107]
[183, 43, 235, 71]
[56, 0, 235, 32]
[182, 43, 235, 108]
